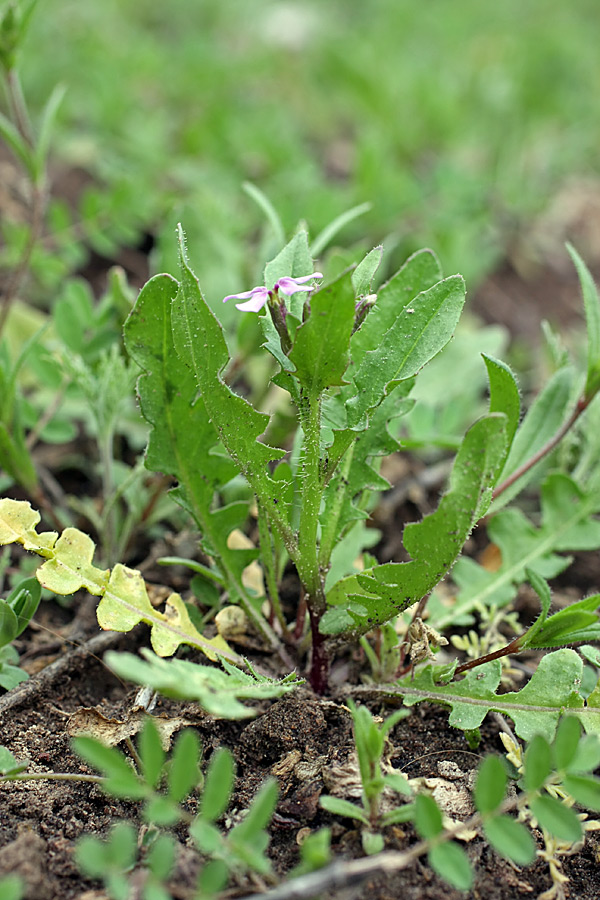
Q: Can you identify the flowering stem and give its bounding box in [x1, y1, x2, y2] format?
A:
[296, 388, 330, 689]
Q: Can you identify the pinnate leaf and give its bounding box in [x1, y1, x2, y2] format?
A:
[392, 649, 587, 742]
[104, 649, 303, 719]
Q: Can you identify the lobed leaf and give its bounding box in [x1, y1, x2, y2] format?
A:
[0, 498, 236, 663]
[104, 649, 303, 719]
[321, 413, 507, 635]
[171, 226, 290, 546]
[388, 649, 588, 742]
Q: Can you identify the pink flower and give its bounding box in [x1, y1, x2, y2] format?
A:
[223, 272, 323, 313]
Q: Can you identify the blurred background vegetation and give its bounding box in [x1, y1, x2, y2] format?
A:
[8, 0, 600, 309]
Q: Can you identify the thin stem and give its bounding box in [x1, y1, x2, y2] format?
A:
[0, 69, 46, 336]
[295, 389, 330, 689]
[0, 180, 46, 335]
[6, 68, 34, 146]
[492, 394, 591, 501]
[453, 634, 524, 676]
[296, 391, 326, 608]
[235, 789, 531, 900]
[0, 772, 104, 785]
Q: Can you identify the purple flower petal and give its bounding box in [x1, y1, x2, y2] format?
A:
[223, 285, 270, 312]
[234, 290, 270, 313]
[276, 272, 323, 296]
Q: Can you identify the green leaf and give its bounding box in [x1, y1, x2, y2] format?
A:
[139, 719, 165, 790]
[172, 226, 289, 543]
[0, 745, 27, 776]
[6, 577, 41, 637]
[146, 833, 176, 881]
[190, 818, 223, 855]
[33, 83, 66, 182]
[482, 353, 520, 452]
[415, 793, 443, 839]
[310, 202, 371, 257]
[0, 874, 23, 900]
[567, 244, 600, 399]
[322, 413, 507, 635]
[123, 273, 259, 619]
[553, 717, 582, 771]
[428, 842, 472, 891]
[349, 249, 443, 371]
[288, 271, 355, 395]
[144, 794, 180, 827]
[104, 649, 303, 719]
[362, 830, 384, 855]
[0, 601, 18, 646]
[490, 366, 574, 512]
[352, 246, 383, 297]
[319, 795, 370, 825]
[230, 778, 278, 852]
[483, 816, 535, 865]
[562, 774, 600, 812]
[392, 649, 585, 742]
[242, 181, 285, 248]
[264, 230, 313, 293]
[529, 795, 582, 843]
[347, 274, 466, 426]
[525, 592, 600, 650]
[567, 734, 600, 773]
[201, 748, 234, 822]
[524, 735, 552, 791]
[474, 755, 507, 814]
[197, 859, 229, 896]
[168, 729, 202, 803]
[73, 736, 147, 799]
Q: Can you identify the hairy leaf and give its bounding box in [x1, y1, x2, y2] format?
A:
[386, 649, 588, 742]
[321, 413, 506, 635]
[104, 649, 304, 718]
[346, 274, 466, 426]
[171, 227, 291, 550]
[289, 272, 355, 395]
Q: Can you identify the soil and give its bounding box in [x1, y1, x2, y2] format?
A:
[3, 172, 600, 900]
